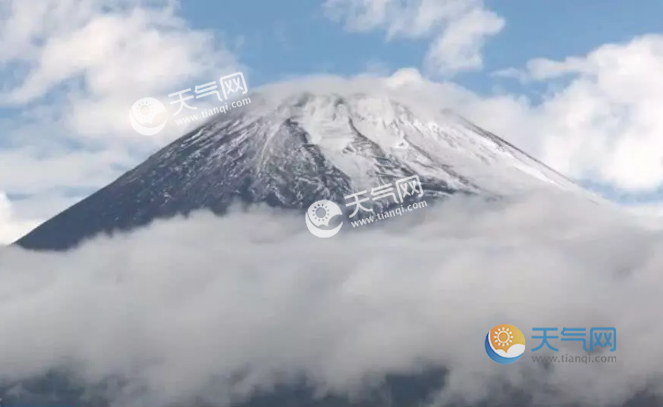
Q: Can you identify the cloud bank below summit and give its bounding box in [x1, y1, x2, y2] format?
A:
[0, 192, 662, 407]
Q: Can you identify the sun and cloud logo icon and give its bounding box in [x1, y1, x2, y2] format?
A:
[485, 324, 526, 364]
[305, 200, 344, 238]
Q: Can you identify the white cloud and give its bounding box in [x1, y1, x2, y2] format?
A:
[323, 0, 504, 76]
[0, 0, 241, 226]
[493, 57, 591, 82]
[490, 35, 663, 193]
[0, 191, 41, 244]
[625, 202, 663, 225]
[0, 0, 240, 139]
[423, 6, 504, 74]
[0, 192, 661, 406]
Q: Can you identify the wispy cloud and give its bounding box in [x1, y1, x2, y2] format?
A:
[322, 0, 504, 76]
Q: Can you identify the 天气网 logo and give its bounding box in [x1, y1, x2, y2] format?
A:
[485, 324, 526, 364]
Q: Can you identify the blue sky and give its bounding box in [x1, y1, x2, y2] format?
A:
[178, 0, 663, 92]
[2, 0, 663, 242]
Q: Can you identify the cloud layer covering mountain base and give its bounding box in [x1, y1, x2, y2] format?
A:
[0, 192, 662, 407]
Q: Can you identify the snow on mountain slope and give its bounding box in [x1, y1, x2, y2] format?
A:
[237, 91, 583, 195]
[15, 90, 602, 251]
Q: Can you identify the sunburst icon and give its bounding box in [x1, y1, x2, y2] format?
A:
[493, 326, 514, 348]
[485, 324, 526, 364]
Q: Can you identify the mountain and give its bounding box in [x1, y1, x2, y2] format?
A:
[7, 89, 656, 407]
[16, 91, 594, 251]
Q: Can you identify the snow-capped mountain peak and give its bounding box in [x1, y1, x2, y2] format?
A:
[16, 90, 597, 250]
